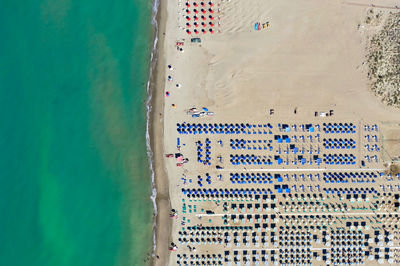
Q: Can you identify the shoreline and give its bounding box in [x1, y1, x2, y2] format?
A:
[146, 0, 160, 262]
[148, 0, 171, 264]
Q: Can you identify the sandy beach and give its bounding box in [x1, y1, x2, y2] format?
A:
[151, 0, 172, 265]
[152, 0, 400, 264]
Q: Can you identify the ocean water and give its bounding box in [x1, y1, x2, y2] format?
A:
[0, 0, 154, 265]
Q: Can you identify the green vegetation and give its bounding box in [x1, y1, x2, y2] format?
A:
[367, 12, 400, 107]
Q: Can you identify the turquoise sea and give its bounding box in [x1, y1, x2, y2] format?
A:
[0, 0, 154, 265]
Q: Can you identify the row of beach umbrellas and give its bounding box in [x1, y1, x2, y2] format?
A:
[231, 139, 273, 144]
[186, 28, 215, 34]
[323, 123, 356, 134]
[324, 171, 377, 178]
[229, 154, 324, 165]
[177, 123, 274, 129]
[322, 153, 356, 165]
[186, 21, 215, 27]
[230, 176, 273, 184]
[185, 1, 214, 8]
[230, 156, 274, 165]
[323, 187, 377, 194]
[177, 128, 273, 134]
[323, 138, 356, 149]
[182, 188, 273, 196]
[323, 122, 355, 128]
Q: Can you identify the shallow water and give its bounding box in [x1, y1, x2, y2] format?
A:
[0, 1, 154, 265]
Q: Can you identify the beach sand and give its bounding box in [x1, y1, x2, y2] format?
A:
[152, 0, 400, 264]
[151, 0, 172, 265]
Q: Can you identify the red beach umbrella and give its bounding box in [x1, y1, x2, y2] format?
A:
[194, 9, 199, 14]
[194, 2, 198, 7]
[186, 16, 191, 21]
[186, 2, 190, 7]
[209, 22, 215, 27]
[194, 22, 199, 27]
[201, 9, 206, 14]
[194, 15, 199, 21]
[201, 15, 206, 20]
[209, 2, 214, 6]
[210, 28, 215, 34]
[186, 9, 191, 14]
[194, 29, 199, 34]
[186, 22, 191, 27]
[209, 8, 214, 13]
[209, 15, 214, 20]
[186, 29, 191, 34]
[201, 2, 205, 6]
[202, 29, 206, 34]
[201, 22, 206, 27]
